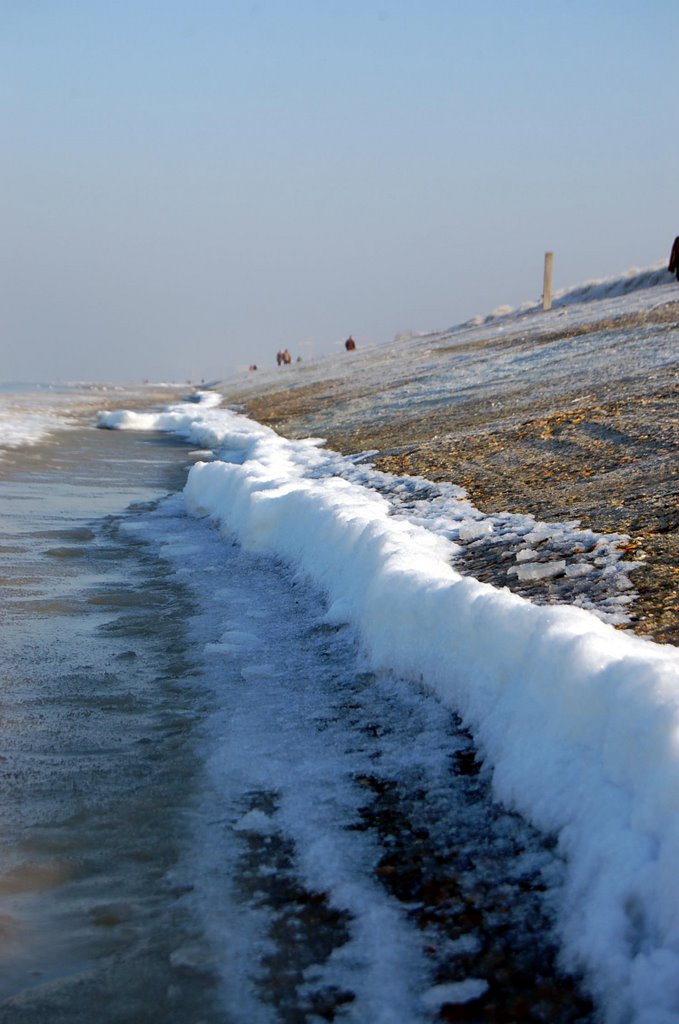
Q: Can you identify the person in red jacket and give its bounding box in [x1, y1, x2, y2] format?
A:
[669, 237, 679, 280]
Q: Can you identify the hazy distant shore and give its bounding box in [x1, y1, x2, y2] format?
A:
[0, 382, 188, 477]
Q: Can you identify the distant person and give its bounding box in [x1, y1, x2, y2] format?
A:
[282, 348, 292, 364]
[669, 236, 679, 281]
[345, 336, 356, 351]
[276, 350, 283, 366]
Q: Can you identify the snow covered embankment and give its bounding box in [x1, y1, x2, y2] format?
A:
[100, 396, 679, 1024]
[473, 259, 674, 324]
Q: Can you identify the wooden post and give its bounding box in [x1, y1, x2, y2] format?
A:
[543, 251, 554, 311]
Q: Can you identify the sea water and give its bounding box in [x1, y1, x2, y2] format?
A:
[0, 381, 183, 460]
[0, 413, 224, 1021]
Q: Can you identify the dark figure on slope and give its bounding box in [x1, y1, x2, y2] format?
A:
[669, 236, 679, 281]
[345, 336, 356, 351]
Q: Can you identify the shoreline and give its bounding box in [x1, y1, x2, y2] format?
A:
[218, 292, 679, 646]
[0, 382, 188, 479]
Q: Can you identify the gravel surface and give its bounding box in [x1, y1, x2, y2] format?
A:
[223, 297, 679, 646]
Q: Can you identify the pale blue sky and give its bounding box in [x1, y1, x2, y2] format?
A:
[2, 0, 678, 381]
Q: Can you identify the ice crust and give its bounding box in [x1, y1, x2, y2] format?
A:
[177, 415, 679, 1024]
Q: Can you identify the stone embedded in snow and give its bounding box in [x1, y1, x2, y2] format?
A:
[421, 978, 489, 1009]
[508, 559, 566, 581]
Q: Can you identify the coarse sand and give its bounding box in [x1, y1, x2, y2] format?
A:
[221, 300, 678, 646]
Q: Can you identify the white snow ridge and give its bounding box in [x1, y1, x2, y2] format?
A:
[102, 392, 679, 1024]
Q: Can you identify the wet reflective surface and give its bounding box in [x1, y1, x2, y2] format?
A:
[0, 427, 220, 1022]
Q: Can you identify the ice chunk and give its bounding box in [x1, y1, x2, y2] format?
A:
[219, 629, 260, 646]
[458, 519, 493, 542]
[565, 562, 595, 578]
[232, 809, 276, 834]
[422, 978, 489, 1008]
[204, 642, 235, 654]
[508, 560, 566, 581]
[516, 547, 537, 562]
